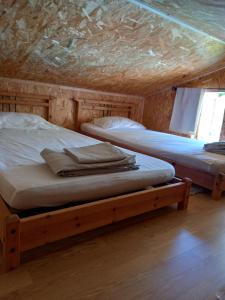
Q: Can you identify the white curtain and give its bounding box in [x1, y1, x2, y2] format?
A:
[169, 88, 204, 134]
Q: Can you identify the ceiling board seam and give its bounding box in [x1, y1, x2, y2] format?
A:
[127, 0, 225, 44]
[177, 64, 225, 88]
[147, 63, 225, 97]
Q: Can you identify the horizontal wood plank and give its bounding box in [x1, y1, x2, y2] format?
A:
[20, 182, 187, 252]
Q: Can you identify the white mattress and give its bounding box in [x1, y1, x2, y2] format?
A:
[81, 123, 225, 175]
[0, 127, 174, 210]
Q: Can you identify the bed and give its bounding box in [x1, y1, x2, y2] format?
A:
[75, 98, 225, 200]
[0, 92, 191, 271]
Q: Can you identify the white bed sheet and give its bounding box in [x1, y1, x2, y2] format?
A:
[0, 127, 174, 210]
[81, 123, 225, 175]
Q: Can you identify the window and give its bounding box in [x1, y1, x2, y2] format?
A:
[169, 88, 203, 135]
[170, 88, 225, 142]
[196, 91, 225, 142]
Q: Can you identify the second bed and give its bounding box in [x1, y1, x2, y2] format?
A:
[81, 118, 225, 200]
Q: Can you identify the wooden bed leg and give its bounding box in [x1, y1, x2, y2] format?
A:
[177, 178, 192, 210]
[212, 188, 222, 201]
[2, 215, 21, 272]
[212, 173, 225, 201]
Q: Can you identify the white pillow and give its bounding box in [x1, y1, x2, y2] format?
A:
[92, 116, 145, 129]
[0, 112, 58, 130]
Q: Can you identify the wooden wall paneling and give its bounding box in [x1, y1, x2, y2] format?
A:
[143, 68, 225, 134]
[143, 89, 176, 132]
[0, 77, 144, 129]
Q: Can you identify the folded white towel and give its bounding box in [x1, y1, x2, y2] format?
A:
[41, 148, 138, 177]
[64, 142, 126, 164]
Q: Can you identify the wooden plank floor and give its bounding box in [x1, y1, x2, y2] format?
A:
[1, 192, 225, 300]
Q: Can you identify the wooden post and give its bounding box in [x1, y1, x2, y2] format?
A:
[0, 196, 12, 241]
[48, 96, 55, 123]
[212, 173, 225, 200]
[72, 98, 80, 131]
[177, 178, 192, 210]
[2, 215, 21, 272]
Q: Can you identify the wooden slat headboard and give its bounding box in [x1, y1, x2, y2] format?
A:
[0, 92, 54, 121]
[73, 98, 140, 129]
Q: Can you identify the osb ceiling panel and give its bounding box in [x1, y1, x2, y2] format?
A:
[144, 0, 225, 42]
[0, 0, 225, 96]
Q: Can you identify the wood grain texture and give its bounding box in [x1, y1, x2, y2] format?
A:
[0, 77, 144, 129]
[1, 193, 225, 299]
[143, 68, 225, 133]
[0, 91, 53, 121]
[144, 0, 225, 42]
[0, 177, 190, 271]
[0, 1, 225, 95]
[19, 180, 188, 252]
[74, 98, 142, 130]
[2, 215, 20, 272]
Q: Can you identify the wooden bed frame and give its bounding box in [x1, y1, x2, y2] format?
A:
[0, 92, 192, 271]
[0, 91, 54, 121]
[74, 97, 225, 200]
[0, 179, 191, 272]
[74, 97, 140, 130]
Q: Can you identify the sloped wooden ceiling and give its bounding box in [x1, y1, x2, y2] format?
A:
[142, 0, 225, 42]
[0, 0, 225, 96]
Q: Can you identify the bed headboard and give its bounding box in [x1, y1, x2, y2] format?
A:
[0, 92, 54, 121]
[73, 98, 140, 129]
